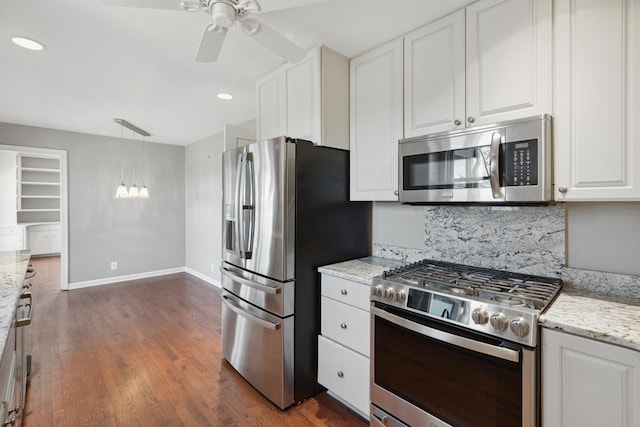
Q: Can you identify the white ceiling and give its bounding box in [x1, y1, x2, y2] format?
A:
[0, 0, 471, 146]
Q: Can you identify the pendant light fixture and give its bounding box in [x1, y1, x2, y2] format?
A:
[114, 119, 151, 199]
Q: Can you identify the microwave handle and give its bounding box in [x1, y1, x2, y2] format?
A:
[489, 132, 503, 199]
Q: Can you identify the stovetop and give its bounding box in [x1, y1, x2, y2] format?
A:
[372, 259, 563, 347]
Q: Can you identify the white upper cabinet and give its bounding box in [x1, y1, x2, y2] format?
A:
[256, 46, 349, 150]
[404, 10, 465, 137]
[405, 0, 552, 137]
[554, 0, 640, 201]
[466, 0, 552, 125]
[349, 39, 404, 201]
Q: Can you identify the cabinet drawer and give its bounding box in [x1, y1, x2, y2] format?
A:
[321, 274, 371, 311]
[321, 296, 369, 356]
[317, 335, 370, 416]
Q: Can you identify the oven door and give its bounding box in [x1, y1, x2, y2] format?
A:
[371, 303, 537, 427]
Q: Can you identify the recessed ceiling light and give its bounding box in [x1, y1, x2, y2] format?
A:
[217, 93, 233, 100]
[11, 36, 45, 51]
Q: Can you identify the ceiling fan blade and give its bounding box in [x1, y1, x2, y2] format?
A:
[195, 24, 228, 62]
[253, 0, 327, 13]
[98, 0, 185, 11]
[240, 18, 306, 63]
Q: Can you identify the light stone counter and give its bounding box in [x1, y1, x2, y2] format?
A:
[318, 256, 406, 285]
[540, 290, 640, 352]
[0, 250, 31, 354]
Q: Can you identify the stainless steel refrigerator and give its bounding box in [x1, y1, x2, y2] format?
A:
[221, 136, 370, 409]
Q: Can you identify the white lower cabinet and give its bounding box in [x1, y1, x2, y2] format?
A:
[318, 274, 371, 417]
[542, 328, 640, 427]
[27, 224, 61, 256]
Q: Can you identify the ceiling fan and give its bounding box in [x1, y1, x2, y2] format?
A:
[99, 0, 325, 63]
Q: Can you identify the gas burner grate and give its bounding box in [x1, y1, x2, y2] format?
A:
[381, 259, 562, 311]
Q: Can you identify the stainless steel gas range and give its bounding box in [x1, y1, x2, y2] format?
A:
[370, 259, 563, 427]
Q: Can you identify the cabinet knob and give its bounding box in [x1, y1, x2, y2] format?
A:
[454, 119, 462, 126]
[340, 289, 347, 295]
[467, 116, 475, 123]
[558, 186, 568, 194]
[394, 190, 399, 196]
[337, 371, 344, 378]
[340, 322, 347, 329]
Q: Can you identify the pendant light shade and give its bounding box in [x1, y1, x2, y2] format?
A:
[113, 119, 152, 199]
[115, 182, 128, 198]
[128, 184, 139, 198]
[138, 185, 150, 198]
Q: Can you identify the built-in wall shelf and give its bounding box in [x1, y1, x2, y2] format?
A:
[17, 154, 61, 224]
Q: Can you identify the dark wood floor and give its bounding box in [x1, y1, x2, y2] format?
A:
[24, 257, 368, 427]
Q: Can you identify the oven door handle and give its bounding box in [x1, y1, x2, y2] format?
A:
[372, 306, 520, 363]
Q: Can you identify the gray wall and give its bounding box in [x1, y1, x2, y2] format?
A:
[0, 122, 185, 284]
[185, 132, 225, 283]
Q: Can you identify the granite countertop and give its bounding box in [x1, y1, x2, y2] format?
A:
[320, 256, 640, 353]
[540, 289, 640, 352]
[318, 256, 406, 285]
[0, 250, 31, 353]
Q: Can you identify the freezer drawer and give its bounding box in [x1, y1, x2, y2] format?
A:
[221, 289, 294, 409]
[221, 262, 294, 317]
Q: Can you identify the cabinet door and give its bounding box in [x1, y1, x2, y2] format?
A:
[321, 297, 370, 357]
[542, 329, 640, 427]
[284, 50, 320, 143]
[317, 336, 370, 417]
[554, 0, 640, 200]
[350, 38, 403, 201]
[256, 69, 285, 142]
[404, 10, 465, 136]
[466, 0, 552, 126]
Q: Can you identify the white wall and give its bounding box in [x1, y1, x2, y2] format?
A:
[0, 122, 186, 284]
[185, 132, 225, 285]
[0, 150, 16, 225]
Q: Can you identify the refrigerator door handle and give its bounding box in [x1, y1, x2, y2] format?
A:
[221, 294, 281, 330]
[220, 267, 281, 295]
[234, 153, 244, 259]
[244, 152, 255, 259]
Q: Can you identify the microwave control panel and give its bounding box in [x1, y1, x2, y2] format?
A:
[503, 139, 538, 186]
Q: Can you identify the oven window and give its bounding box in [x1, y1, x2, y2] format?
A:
[374, 315, 522, 427]
[403, 147, 491, 190]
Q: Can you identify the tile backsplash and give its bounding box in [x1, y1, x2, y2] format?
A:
[373, 204, 640, 299]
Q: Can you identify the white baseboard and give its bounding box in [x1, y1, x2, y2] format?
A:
[68, 267, 185, 290]
[185, 267, 221, 288]
[67, 267, 222, 290]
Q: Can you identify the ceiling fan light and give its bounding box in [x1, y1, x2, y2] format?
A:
[211, 2, 237, 28]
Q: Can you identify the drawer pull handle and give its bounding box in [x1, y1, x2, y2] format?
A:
[340, 289, 347, 295]
[337, 371, 344, 378]
[340, 322, 347, 329]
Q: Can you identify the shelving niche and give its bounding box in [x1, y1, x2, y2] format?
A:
[17, 154, 61, 224]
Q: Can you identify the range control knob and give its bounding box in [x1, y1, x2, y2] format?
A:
[383, 287, 395, 300]
[510, 318, 530, 337]
[471, 308, 489, 325]
[394, 290, 406, 303]
[489, 313, 509, 331]
[372, 285, 384, 297]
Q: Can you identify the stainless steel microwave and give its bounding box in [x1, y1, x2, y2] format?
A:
[398, 114, 553, 204]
